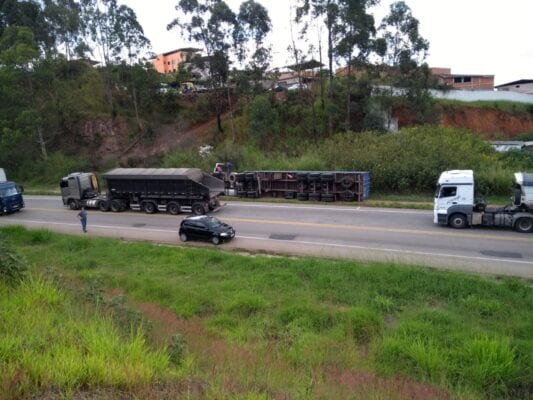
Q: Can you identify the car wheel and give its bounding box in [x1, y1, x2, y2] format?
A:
[68, 199, 79, 210]
[449, 213, 467, 229]
[212, 236, 220, 245]
[167, 202, 180, 215]
[179, 233, 188, 242]
[515, 218, 533, 233]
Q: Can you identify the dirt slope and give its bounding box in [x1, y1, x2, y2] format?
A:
[440, 104, 533, 139]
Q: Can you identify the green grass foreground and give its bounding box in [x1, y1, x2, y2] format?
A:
[1, 226, 532, 399]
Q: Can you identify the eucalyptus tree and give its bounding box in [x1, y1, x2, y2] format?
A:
[41, 0, 82, 59]
[79, 0, 149, 65]
[0, 26, 48, 163]
[296, 0, 339, 84]
[234, 0, 271, 90]
[375, 1, 435, 125]
[335, 0, 378, 130]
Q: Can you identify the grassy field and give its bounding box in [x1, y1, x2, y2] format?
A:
[1, 226, 532, 399]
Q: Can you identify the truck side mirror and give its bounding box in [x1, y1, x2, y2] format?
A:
[17, 185, 24, 194]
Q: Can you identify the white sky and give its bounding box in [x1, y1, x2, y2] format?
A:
[120, 0, 533, 85]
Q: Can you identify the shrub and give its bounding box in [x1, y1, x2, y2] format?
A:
[0, 233, 27, 285]
[459, 336, 519, 395]
[344, 307, 383, 344]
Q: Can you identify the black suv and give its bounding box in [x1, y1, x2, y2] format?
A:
[179, 216, 235, 245]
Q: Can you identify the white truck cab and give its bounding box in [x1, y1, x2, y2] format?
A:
[434, 170, 474, 226]
[434, 170, 533, 233]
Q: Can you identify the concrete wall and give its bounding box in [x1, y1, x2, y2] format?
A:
[430, 89, 533, 104]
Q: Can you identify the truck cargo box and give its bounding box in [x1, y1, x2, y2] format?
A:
[103, 168, 225, 198]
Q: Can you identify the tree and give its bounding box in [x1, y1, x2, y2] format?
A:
[335, 0, 378, 130]
[42, 0, 82, 59]
[169, 0, 272, 134]
[374, 1, 436, 126]
[79, 0, 149, 65]
[235, 0, 271, 88]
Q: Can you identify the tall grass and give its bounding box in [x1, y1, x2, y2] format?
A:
[0, 274, 177, 399]
[2, 225, 533, 399]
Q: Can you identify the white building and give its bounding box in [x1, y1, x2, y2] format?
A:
[495, 79, 533, 95]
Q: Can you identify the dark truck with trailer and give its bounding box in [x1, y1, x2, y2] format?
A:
[221, 170, 370, 202]
[60, 168, 225, 215]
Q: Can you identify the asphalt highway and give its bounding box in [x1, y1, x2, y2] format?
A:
[1, 196, 533, 279]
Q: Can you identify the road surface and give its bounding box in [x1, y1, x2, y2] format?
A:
[1, 196, 533, 279]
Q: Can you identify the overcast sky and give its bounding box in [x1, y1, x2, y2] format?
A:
[120, 0, 533, 86]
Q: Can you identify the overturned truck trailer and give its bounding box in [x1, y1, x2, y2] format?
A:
[232, 171, 371, 202]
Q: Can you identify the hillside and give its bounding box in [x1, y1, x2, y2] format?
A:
[69, 101, 533, 168]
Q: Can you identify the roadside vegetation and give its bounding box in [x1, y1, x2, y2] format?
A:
[2, 226, 532, 399]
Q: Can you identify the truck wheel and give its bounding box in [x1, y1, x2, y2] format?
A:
[143, 202, 157, 214]
[110, 200, 122, 212]
[179, 233, 188, 242]
[449, 213, 467, 229]
[341, 177, 354, 188]
[192, 203, 206, 215]
[68, 199, 79, 210]
[98, 200, 109, 212]
[167, 202, 180, 215]
[515, 218, 533, 233]
[212, 236, 220, 245]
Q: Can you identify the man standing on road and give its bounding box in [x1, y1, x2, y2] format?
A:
[78, 207, 88, 233]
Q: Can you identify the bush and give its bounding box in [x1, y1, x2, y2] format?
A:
[344, 307, 383, 343]
[0, 233, 27, 285]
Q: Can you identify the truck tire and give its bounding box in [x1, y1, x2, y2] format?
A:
[341, 176, 354, 188]
[192, 202, 206, 215]
[167, 202, 180, 215]
[449, 213, 467, 229]
[143, 201, 157, 214]
[515, 218, 533, 233]
[341, 190, 355, 201]
[321, 193, 335, 202]
[68, 199, 79, 210]
[309, 193, 321, 201]
[98, 200, 109, 212]
[179, 232, 188, 242]
[110, 200, 122, 212]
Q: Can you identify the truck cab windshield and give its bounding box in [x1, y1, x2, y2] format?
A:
[0, 186, 19, 197]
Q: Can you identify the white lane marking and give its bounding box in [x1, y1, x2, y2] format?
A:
[11, 219, 532, 267]
[236, 235, 533, 267]
[25, 196, 427, 214]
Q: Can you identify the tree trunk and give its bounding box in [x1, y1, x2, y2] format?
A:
[37, 127, 48, 161]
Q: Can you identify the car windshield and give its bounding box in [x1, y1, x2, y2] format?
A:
[0, 186, 18, 197]
[205, 217, 223, 228]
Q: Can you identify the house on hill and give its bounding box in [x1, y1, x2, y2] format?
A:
[495, 80, 533, 95]
[151, 48, 202, 74]
[430, 67, 494, 90]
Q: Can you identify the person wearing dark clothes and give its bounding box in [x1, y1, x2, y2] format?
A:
[78, 207, 88, 233]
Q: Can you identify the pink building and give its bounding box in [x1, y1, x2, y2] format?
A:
[150, 48, 202, 74]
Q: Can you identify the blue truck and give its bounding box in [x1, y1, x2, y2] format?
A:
[0, 181, 25, 215]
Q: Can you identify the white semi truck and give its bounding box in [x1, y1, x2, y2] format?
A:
[434, 170, 533, 233]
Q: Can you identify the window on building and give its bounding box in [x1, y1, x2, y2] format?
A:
[463, 76, 471, 83]
[454, 77, 462, 83]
